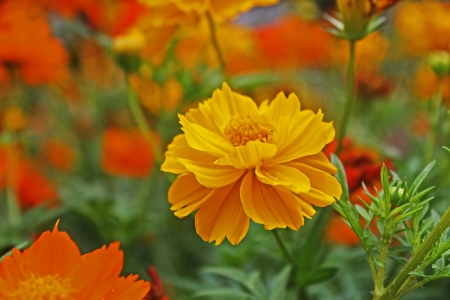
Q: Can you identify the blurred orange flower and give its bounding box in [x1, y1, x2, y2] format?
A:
[0, 0, 67, 85]
[324, 138, 393, 245]
[0, 222, 150, 299]
[41, 138, 77, 172]
[0, 146, 58, 209]
[102, 128, 156, 177]
[254, 15, 337, 70]
[396, 1, 450, 56]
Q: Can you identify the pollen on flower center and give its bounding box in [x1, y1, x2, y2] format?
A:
[224, 112, 277, 146]
[10, 274, 72, 300]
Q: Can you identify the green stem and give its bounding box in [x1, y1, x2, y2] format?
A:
[336, 40, 356, 155]
[5, 134, 21, 227]
[272, 229, 297, 267]
[380, 205, 450, 300]
[373, 230, 391, 298]
[425, 78, 443, 162]
[206, 11, 226, 71]
[126, 85, 164, 166]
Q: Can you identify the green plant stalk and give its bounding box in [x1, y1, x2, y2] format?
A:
[272, 229, 297, 267]
[336, 40, 356, 155]
[380, 205, 450, 300]
[5, 135, 21, 227]
[206, 11, 226, 71]
[373, 228, 392, 297]
[425, 79, 443, 162]
[126, 86, 164, 166]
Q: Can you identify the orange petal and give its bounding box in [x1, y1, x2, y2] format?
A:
[72, 242, 123, 299]
[103, 275, 150, 300]
[255, 163, 310, 194]
[195, 178, 250, 245]
[215, 140, 277, 169]
[240, 172, 304, 230]
[168, 173, 214, 217]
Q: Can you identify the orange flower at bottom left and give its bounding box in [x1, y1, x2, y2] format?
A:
[0, 222, 150, 300]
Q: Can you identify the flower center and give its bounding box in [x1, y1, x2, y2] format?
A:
[10, 274, 73, 300]
[224, 112, 277, 146]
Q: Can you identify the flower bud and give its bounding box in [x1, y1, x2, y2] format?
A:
[427, 51, 450, 77]
[336, 0, 373, 41]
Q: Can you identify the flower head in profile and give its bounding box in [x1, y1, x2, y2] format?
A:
[0, 222, 150, 299]
[162, 83, 342, 245]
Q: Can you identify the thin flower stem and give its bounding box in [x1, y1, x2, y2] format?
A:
[380, 205, 450, 300]
[425, 78, 443, 162]
[272, 229, 297, 267]
[336, 40, 356, 155]
[206, 11, 226, 71]
[126, 85, 164, 166]
[5, 134, 21, 227]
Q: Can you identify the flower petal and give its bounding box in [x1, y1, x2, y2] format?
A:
[195, 178, 250, 245]
[215, 140, 277, 169]
[180, 114, 234, 157]
[168, 173, 214, 217]
[288, 163, 342, 198]
[240, 172, 304, 230]
[103, 275, 150, 300]
[255, 163, 310, 194]
[179, 157, 245, 188]
[161, 134, 189, 174]
[293, 152, 337, 174]
[299, 188, 336, 207]
[271, 110, 329, 163]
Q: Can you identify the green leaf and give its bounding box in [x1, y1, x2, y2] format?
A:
[411, 161, 436, 196]
[381, 164, 391, 211]
[355, 205, 370, 222]
[297, 267, 338, 286]
[192, 289, 254, 299]
[269, 266, 292, 300]
[200, 267, 265, 299]
[331, 154, 349, 202]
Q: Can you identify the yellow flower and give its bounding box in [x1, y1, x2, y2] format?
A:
[141, 0, 279, 24]
[161, 83, 342, 245]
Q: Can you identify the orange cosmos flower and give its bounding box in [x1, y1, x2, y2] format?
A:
[0, 222, 150, 299]
[102, 128, 157, 177]
[162, 83, 342, 245]
[0, 0, 67, 85]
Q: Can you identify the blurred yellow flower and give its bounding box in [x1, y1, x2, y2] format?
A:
[3, 107, 28, 132]
[161, 83, 341, 245]
[129, 72, 183, 114]
[112, 29, 146, 54]
[141, 0, 279, 23]
[396, 1, 450, 55]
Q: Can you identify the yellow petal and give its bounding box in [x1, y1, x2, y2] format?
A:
[179, 157, 245, 188]
[288, 163, 342, 198]
[322, 122, 335, 144]
[161, 134, 189, 174]
[293, 152, 337, 175]
[180, 114, 234, 157]
[215, 140, 277, 169]
[168, 173, 214, 217]
[292, 193, 316, 218]
[184, 82, 258, 138]
[240, 172, 304, 230]
[299, 188, 337, 207]
[271, 111, 329, 163]
[195, 178, 250, 245]
[255, 163, 310, 194]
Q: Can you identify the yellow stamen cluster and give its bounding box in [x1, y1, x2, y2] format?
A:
[224, 112, 277, 146]
[10, 274, 72, 300]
